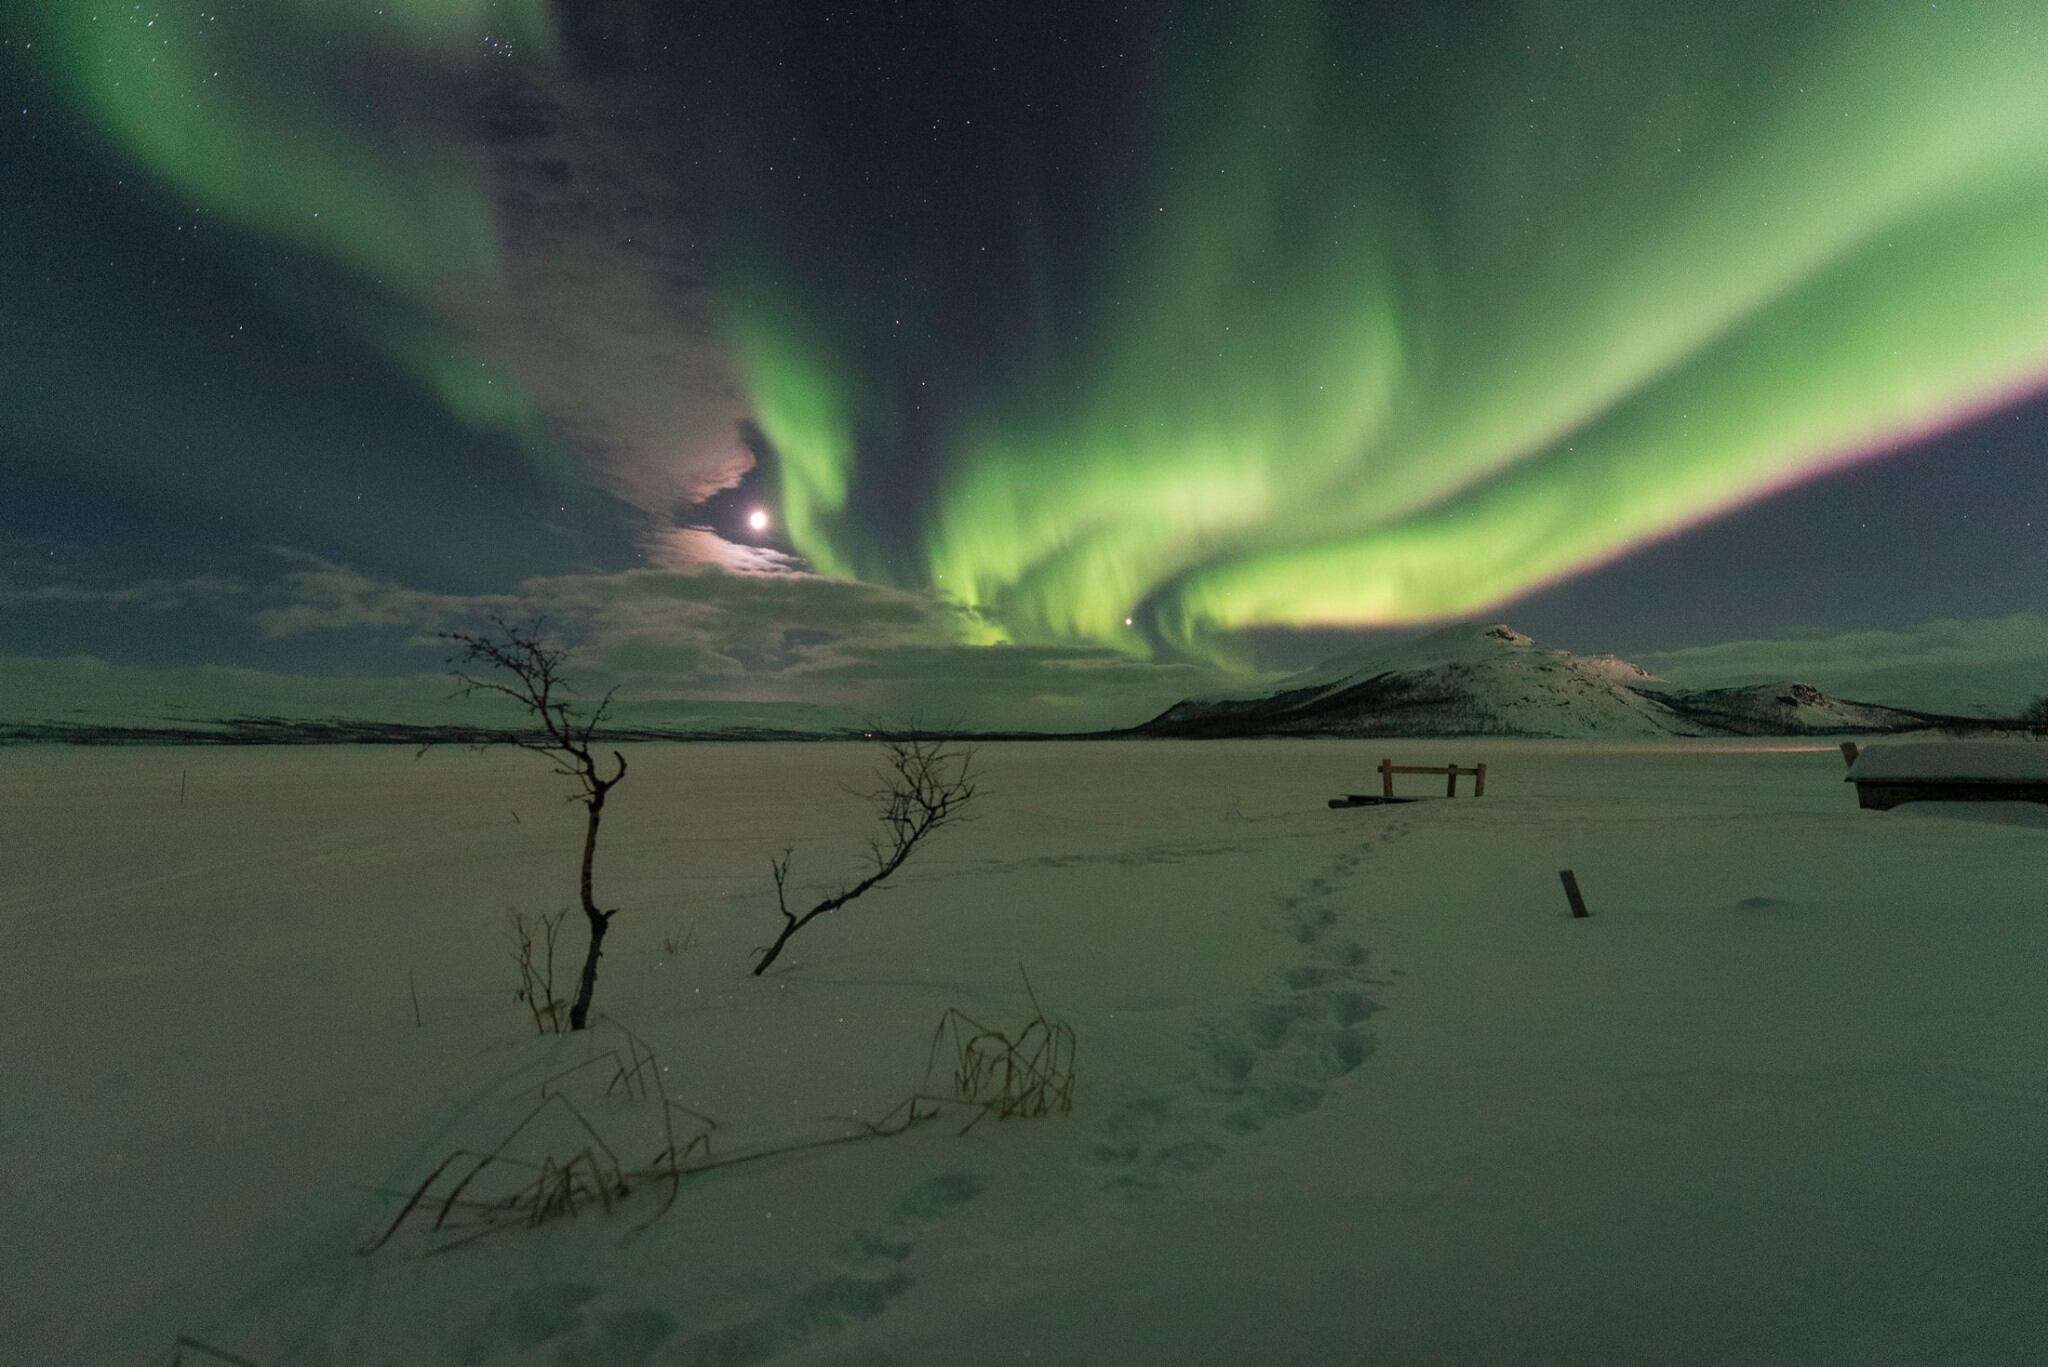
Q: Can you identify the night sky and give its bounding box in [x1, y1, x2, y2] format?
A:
[4, 2, 2045, 727]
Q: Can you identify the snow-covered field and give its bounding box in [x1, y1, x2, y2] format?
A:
[5, 740, 2045, 1365]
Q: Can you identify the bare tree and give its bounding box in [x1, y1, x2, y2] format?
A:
[447, 616, 627, 1030]
[2024, 692, 2048, 734]
[753, 734, 977, 976]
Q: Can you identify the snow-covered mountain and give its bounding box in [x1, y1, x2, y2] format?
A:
[1135, 623, 1978, 739]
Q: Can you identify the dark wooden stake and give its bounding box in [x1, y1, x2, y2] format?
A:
[1559, 869, 1590, 918]
[1839, 741, 1859, 769]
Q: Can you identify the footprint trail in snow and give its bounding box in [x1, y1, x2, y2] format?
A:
[1085, 821, 1404, 1191]
[451, 1173, 990, 1366]
[450, 823, 1400, 1363]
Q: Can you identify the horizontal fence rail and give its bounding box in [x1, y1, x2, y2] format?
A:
[1379, 759, 1487, 798]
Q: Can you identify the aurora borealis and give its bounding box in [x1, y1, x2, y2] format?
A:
[29, 2, 552, 446]
[709, 2, 2048, 660]
[5, 2, 2047, 720]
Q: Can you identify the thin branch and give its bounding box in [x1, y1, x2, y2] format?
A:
[752, 736, 976, 975]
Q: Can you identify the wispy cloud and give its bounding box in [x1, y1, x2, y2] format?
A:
[481, 71, 753, 518]
[59, 549, 1237, 730]
[642, 527, 808, 576]
[252, 549, 506, 639]
[0, 572, 249, 611]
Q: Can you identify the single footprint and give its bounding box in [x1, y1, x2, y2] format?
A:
[454, 1282, 599, 1365]
[1100, 1095, 1174, 1137]
[666, 1273, 913, 1367]
[1316, 938, 1369, 968]
[583, 1307, 678, 1367]
[889, 1171, 988, 1225]
[1287, 905, 1338, 945]
[1153, 1140, 1226, 1174]
[1248, 998, 1309, 1049]
[1313, 1026, 1371, 1077]
[1085, 1140, 1142, 1169]
[1280, 964, 1347, 992]
[1203, 1029, 1258, 1090]
[1330, 990, 1378, 1027]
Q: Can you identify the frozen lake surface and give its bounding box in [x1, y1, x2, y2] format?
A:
[4, 739, 2044, 1364]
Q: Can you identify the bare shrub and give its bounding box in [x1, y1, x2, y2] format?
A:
[510, 909, 570, 1034]
[926, 968, 1076, 1128]
[753, 733, 976, 975]
[362, 1017, 715, 1254]
[362, 982, 1072, 1253]
[446, 616, 628, 1030]
[846, 966, 1077, 1137]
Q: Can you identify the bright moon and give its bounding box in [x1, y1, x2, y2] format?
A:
[748, 509, 770, 532]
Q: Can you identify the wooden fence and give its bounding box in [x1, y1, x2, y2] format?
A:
[1378, 758, 1487, 798]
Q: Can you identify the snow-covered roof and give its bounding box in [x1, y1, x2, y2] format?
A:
[1847, 741, 2048, 783]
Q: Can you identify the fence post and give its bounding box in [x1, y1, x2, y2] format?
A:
[1446, 764, 1458, 797]
[1381, 758, 1393, 798]
[1559, 869, 1590, 918]
[1474, 763, 1487, 798]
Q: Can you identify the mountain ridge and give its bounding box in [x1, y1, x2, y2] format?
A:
[1138, 622, 1988, 739]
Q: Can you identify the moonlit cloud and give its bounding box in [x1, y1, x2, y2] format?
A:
[482, 70, 754, 517]
[72, 551, 1235, 729]
[642, 529, 806, 577]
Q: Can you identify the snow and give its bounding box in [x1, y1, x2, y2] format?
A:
[5, 740, 2045, 1365]
[1574, 651, 1656, 683]
[1847, 739, 2048, 782]
[1268, 621, 1547, 694]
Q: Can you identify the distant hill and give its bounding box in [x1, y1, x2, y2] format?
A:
[1133, 623, 1987, 739]
[0, 716, 869, 746]
[0, 655, 877, 745]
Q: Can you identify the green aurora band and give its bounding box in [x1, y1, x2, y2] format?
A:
[27, 2, 559, 459]
[726, 2, 2048, 664]
[32, 4, 2048, 668]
